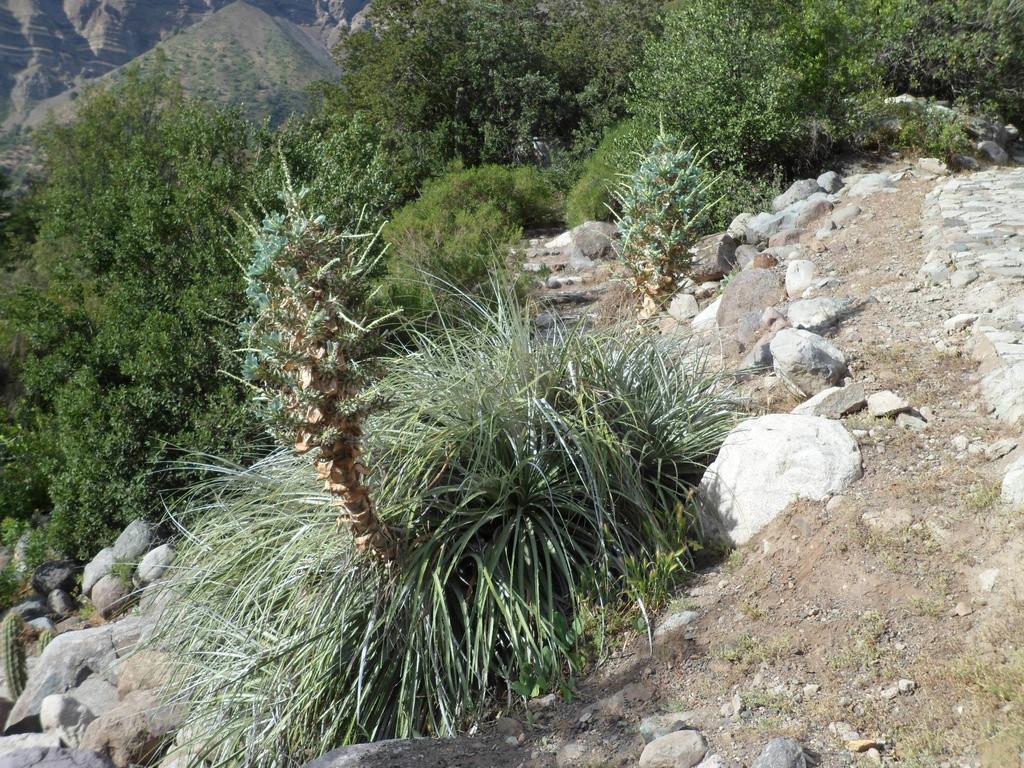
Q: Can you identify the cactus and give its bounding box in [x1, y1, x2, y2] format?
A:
[36, 628, 54, 655]
[614, 130, 719, 316]
[242, 173, 396, 558]
[1, 613, 27, 698]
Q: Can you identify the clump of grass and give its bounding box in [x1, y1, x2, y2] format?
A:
[715, 633, 793, 668]
[154, 296, 737, 766]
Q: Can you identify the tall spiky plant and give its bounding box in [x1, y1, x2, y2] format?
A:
[614, 131, 719, 317]
[241, 171, 396, 557]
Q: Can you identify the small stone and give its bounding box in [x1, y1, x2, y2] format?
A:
[112, 520, 157, 562]
[803, 684, 820, 697]
[829, 722, 860, 741]
[669, 293, 700, 322]
[1000, 455, 1024, 505]
[897, 678, 916, 693]
[785, 260, 816, 299]
[639, 712, 697, 743]
[817, 171, 843, 194]
[984, 439, 1016, 461]
[654, 610, 699, 639]
[953, 601, 973, 617]
[867, 391, 910, 417]
[638, 730, 707, 768]
[949, 269, 979, 288]
[917, 158, 949, 175]
[791, 383, 866, 419]
[880, 685, 899, 700]
[943, 313, 978, 332]
[47, 589, 76, 616]
[846, 739, 879, 753]
[919, 263, 949, 285]
[978, 568, 999, 593]
[495, 717, 523, 740]
[861, 508, 913, 532]
[952, 435, 970, 452]
[865, 747, 882, 764]
[752, 738, 807, 768]
[896, 413, 928, 432]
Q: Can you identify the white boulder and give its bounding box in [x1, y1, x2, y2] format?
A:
[699, 415, 863, 545]
[785, 260, 816, 299]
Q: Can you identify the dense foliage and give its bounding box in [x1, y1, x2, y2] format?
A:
[156, 298, 736, 764]
[384, 165, 556, 320]
[332, 0, 663, 184]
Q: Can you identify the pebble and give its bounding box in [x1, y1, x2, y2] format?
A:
[868, 390, 910, 417]
[953, 601, 974, 617]
[639, 730, 708, 768]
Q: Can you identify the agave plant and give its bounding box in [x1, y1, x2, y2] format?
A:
[155, 292, 737, 767]
[241, 174, 396, 556]
[614, 131, 719, 316]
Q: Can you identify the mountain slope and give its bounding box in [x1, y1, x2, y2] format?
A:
[0, 0, 368, 132]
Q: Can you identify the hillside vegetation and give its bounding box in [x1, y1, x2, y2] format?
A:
[0, 0, 1021, 765]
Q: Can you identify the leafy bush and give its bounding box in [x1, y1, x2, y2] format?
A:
[858, 97, 971, 159]
[0, 67, 261, 558]
[875, 0, 1024, 124]
[155, 297, 736, 765]
[383, 165, 557, 320]
[631, 0, 874, 176]
[333, 0, 663, 178]
[565, 119, 652, 227]
[615, 133, 718, 312]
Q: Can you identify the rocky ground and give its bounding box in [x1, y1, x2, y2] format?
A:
[2, 124, 1023, 768]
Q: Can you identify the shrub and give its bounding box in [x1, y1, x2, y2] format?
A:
[875, 0, 1024, 124]
[614, 133, 718, 313]
[383, 165, 556, 321]
[155, 297, 736, 765]
[631, 0, 875, 176]
[565, 119, 652, 227]
[857, 97, 971, 159]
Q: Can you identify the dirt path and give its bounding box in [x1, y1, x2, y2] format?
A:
[509, 167, 1024, 768]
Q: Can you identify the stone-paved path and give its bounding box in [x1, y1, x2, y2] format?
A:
[924, 169, 1024, 426]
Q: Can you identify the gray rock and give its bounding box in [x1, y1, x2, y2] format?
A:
[867, 390, 909, 417]
[752, 738, 808, 768]
[897, 412, 928, 431]
[981, 364, 1024, 424]
[653, 611, 698, 640]
[773, 179, 822, 212]
[727, 213, 752, 242]
[691, 233, 738, 282]
[40, 695, 95, 749]
[32, 563, 77, 597]
[716, 269, 786, 347]
[0, 748, 114, 768]
[770, 329, 848, 398]
[917, 157, 949, 175]
[978, 140, 1009, 165]
[639, 730, 707, 768]
[65, 678, 118, 724]
[791, 383, 866, 418]
[134, 546, 175, 587]
[639, 712, 697, 743]
[47, 590, 76, 617]
[82, 550, 115, 598]
[699, 415, 862, 545]
[545, 221, 619, 258]
[735, 244, 759, 270]
[7, 617, 149, 730]
[28, 618, 56, 634]
[795, 198, 833, 229]
[829, 204, 861, 229]
[785, 260, 815, 299]
[848, 173, 896, 197]
[919, 262, 949, 284]
[90, 577, 131, 620]
[1002, 456, 1024, 505]
[112, 522, 156, 563]
[786, 297, 849, 334]
[949, 269, 979, 288]
[0, 737, 62, 756]
[80, 690, 184, 768]
[951, 154, 981, 171]
[816, 171, 843, 194]
[745, 211, 796, 244]
[768, 229, 802, 248]
[8, 600, 47, 622]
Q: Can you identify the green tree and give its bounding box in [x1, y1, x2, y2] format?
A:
[2, 67, 261, 557]
[331, 0, 662, 183]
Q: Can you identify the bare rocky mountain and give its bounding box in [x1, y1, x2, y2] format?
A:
[0, 0, 370, 131]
